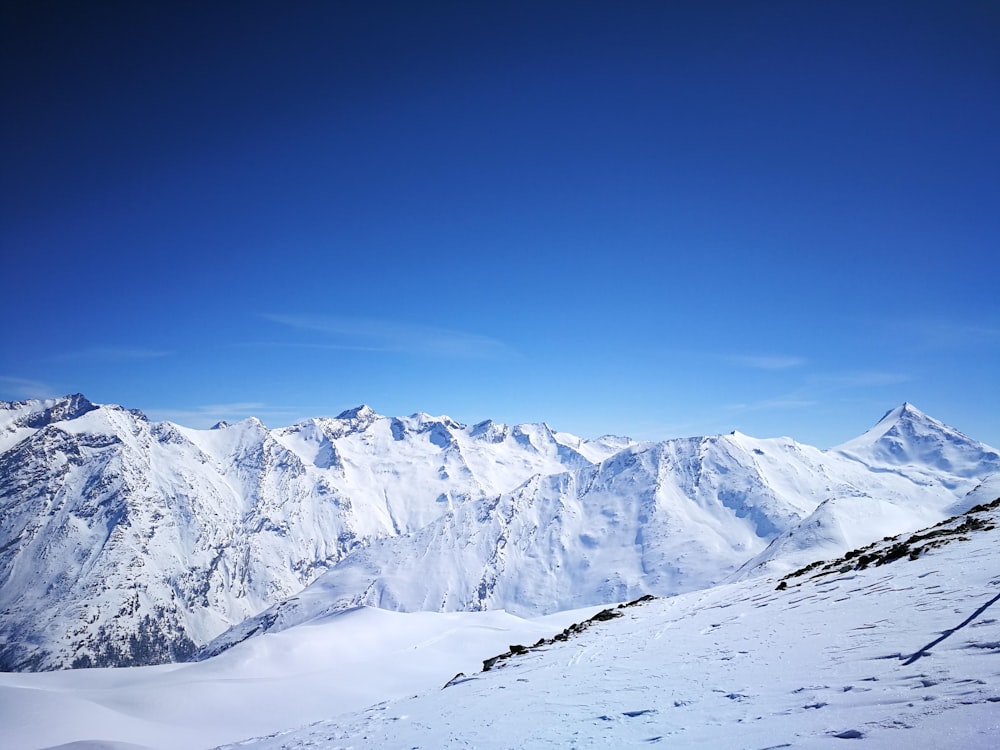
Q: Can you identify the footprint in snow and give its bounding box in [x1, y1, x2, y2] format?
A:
[832, 729, 865, 739]
[791, 685, 829, 693]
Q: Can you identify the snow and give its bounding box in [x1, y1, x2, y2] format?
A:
[6, 503, 996, 749]
[834, 402, 1000, 480]
[221, 504, 1000, 750]
[2, 396, 999, 748]
[0, 397, 622, 671]
[0, 606, 606, 750]
[202, 421, 997, 653]
[3, 397, 997, 671]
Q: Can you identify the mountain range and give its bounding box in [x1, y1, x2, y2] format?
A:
[1, 395, 997, 673]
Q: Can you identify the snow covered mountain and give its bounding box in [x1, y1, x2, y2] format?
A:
[734, 407, 1000, 580]
[0, 395, 625, 671]
[1, 395, 996, 673]
[202, 404, 998, 656]
[834, 402, 997, 480]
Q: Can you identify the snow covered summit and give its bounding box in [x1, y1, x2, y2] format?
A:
[834, 402, 999, 477]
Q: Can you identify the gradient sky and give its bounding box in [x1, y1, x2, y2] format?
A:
[2, 1, 998, 448]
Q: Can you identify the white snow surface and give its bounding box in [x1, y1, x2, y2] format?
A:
[833, 402, 998, 483]
[3, 501, 997, 749]
[220, 503, 1000, 750]
[0, 605, 607, 750]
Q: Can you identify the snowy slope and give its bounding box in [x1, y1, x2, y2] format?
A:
[0, 605, 608, 750]
[201, 416, 995, 655]
[222, 498, 1000, 750]
[734, 404, 1000, 579]
[0, 396, 623, 671]
[4, 498, 997, 750]
[948, 472, 1000, 515]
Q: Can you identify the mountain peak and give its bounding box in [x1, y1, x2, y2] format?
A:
[336, 405, 378, 421]
[13, 393, 99, 429]
[850, 402, 937, 445]
[834, 403, 999, 477]
[877, 401, 927, 424]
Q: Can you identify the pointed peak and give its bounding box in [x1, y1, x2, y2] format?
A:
[470, 418, 509, 442]
[229, 415, 267, 432]
[833, 403, 997, 476]
[55, 393, 98, 416]
[853, 403, 939, 443]
[877, 402, 928, 425]
[336, 404, 378, 421]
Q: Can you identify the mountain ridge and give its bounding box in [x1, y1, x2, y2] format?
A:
[0, 395, 630, 670]
[1, 395, 996, 671]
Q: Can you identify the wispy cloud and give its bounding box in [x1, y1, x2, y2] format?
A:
[718, 369, 910, 418]
[811, 371, 912, 388]
[261, 314, 516, 359]
[724, 397, 818, 412]
[725, 354, 806, 370]
[144, 402, 298, 428]
[879, 317, 1000, 351]
[0, 376, 60, 400]
[234, 341, 388, 354]
[50, 347, 173, 362]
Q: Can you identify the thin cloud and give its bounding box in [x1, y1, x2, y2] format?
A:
[234, 341, 388, 353]
[813, 371, 912, 388]
[725, 397, 818, 412]
[145, 402, 297, 428]
[0, 376, 60, 400]
[261, 314, 517, 359]
[879, 317, 1000, 351]
[726, 354, 806, 370]
[51, 347, 173, 362]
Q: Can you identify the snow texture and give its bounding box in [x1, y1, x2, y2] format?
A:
[3, 497, 997, 749]
[218, 500, 1000, 750]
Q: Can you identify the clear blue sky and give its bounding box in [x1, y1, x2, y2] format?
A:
[2, 1, 998, 448]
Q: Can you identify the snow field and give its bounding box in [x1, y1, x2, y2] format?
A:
[227, 510, 1000, 749]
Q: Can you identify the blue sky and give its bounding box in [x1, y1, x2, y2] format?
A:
[2, 1, 998, 448]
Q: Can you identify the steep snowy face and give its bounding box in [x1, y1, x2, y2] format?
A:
[0, 394, 100, 452]
[0, 397, 617, 671]
[0, 403, 205, 671]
